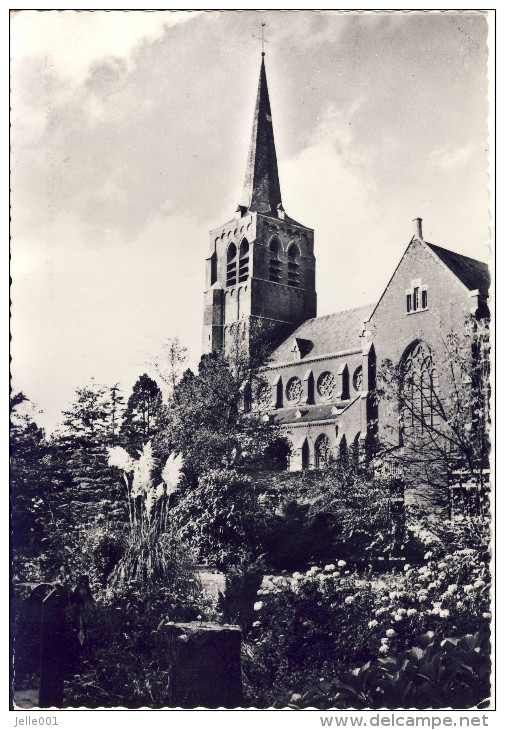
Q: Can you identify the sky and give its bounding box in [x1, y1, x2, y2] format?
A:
[10, 9, 491, 432]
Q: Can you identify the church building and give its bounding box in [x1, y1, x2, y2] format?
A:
[202, 55, 490, 488]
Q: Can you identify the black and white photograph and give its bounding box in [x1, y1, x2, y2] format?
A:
[10, 9, 494, 712]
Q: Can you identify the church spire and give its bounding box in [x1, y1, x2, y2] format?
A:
[241, 55, 283, 215]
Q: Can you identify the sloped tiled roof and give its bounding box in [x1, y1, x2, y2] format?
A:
[424, 242, 490, 298]
[268, 304, 372, 364]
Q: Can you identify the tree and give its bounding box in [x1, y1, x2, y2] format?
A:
[376, 317, 490, 510]
[36, 380, 128, 580]
[120, 374, 166, 455]
[157, 350, 283, 482]
[109, 383, 125, 447]
[147, 337, 188, 403]
[10, 392, 50, 564]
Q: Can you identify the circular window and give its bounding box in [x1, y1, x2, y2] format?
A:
[286, 377, 303, 403]
[257, 383, 271, 409]
[317, 371, 336, 399]
[353, 366, 363, 392]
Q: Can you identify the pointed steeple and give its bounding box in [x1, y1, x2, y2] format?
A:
[241, 55, 283, 215]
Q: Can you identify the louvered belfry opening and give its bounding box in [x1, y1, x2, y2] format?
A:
[239, 239, 249, 282]
[226, 243, 237, 287]
[287, 243, 300, 287]
[269, 238, 282, 282]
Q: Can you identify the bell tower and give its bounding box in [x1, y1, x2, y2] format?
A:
[202, 54, 317, 356]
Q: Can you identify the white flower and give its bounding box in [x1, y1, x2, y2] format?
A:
[324, 564, 336, 572]
[385, 629, 396, 638]
[404, 564, 411, 572]
[394, 614, 403, 622]
[438, 562, 447, 569]
[407, 608, 417, 617]
[145, 488, 155, 520]
[337, 560, 346, 568]
[463, 585, 474, 593]
[162, 452, 184, 496]
[439, 609, 450, 618]
[379, 644, 389, 655]
[396, 608, 407, 615]
[375, 607, 388, 616]
[155, 483, 165, 500]
[253, 601, 263, 611]
[132, 442, 156, 496]
[389, 591, 397, 600]
[424, 551, 433, 560]
[252, 621, 261, 627]
[380, 637, 389, 645]
[447, 584, 458, 594]
[344, 595, 355, 605]
[107, 446, 135, 473]
[292, 572, 302, 580]
[474, 579, 486, 589]
[482, 612, 491, 619]
[456, 601, 464, 609]
[368, 620, 379, 628]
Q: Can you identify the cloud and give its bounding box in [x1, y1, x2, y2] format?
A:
[428, 144, 475, 171]
[10, 10, 198, 82]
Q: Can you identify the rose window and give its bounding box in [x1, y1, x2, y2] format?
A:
[286, 377, 303, 403]
[257, 383, 271, 409]
[317, 371, 336, 399]
[353, 366, 363, 392]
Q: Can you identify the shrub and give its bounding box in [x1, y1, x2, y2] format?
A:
[171, 469, 265, 569]
[218, 556, 265, 631]
[288, 631, 491, 709]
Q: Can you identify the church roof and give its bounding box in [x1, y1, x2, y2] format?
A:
[273, 402, 351, 425]
[267, 304, 373, 364]
[241, 55, 283, 215]
[424, 241, 490, 298]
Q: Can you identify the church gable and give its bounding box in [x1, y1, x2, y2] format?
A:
[364, 233, 490, 376]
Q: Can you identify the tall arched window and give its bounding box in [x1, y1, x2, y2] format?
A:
[226, 243, 237, 287]
[287, 243, 300, 287]
[239, 239, 249, 282]
[210, 251, 217, 285]
[315, 433, 330, 470]
[338, 435, 348, 465]
[301, 439, 310, 470]
[400, 341, 437, 438]
[269, 238, 282, 282]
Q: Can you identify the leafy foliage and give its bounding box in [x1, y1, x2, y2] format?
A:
[172, 469, 265, 569]
[288, 631, 490, 709]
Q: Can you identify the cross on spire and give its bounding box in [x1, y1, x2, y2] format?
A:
[252, 22, 268, 56]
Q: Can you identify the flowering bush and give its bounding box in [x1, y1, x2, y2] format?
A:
[242, 564, 380, 706]
[243, 530, 491, 708]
